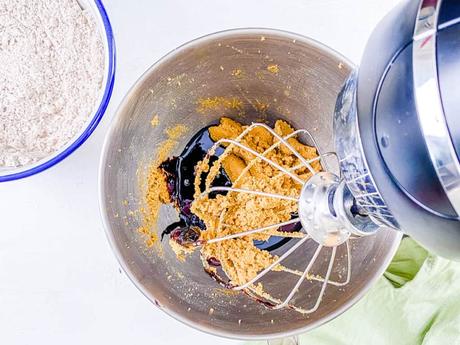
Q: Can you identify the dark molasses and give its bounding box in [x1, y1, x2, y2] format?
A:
[159, 125, 300, 252]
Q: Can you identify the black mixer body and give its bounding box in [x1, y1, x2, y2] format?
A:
[334, 0, 460, 259]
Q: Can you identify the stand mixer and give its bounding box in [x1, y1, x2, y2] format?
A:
[233, 0, 460, 261]
[100, 0, 460, 340]
[331, 0, 460, 260]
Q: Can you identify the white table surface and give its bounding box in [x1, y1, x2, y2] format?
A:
[0, 1, 400, 344]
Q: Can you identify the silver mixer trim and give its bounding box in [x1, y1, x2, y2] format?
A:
[413, 0, 460, 214]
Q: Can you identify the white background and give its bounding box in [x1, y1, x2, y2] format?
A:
[0, 0, 399, 344]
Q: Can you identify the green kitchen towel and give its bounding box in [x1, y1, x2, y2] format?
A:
[383, 236, 428, 288]
[248, 238, 460, 345]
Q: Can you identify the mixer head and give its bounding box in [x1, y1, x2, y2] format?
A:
[333, 0, 460, 259]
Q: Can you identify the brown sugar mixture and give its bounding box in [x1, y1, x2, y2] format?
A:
[138, 124, 188, 247]
[145, 117, 321, 306]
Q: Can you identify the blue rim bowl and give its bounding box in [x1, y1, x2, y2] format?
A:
[0, 0, 115, 182]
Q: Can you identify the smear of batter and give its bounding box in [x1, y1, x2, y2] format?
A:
[138, 124, 189, 247]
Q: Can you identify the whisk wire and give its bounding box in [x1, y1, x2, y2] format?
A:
[232, 235, 311, 291]
[305, 246, 337, 313]
[245, 123, 317, 174]
[215, 138, 305, 184]
[204, 218, 302, 244]
[201, 187, 299, 202]
[273, 244, 323, 309]
[282, 240, 351, 287]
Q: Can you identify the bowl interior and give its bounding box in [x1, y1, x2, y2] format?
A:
[0, 0, 114, 181]
[100, 29, 400, 339]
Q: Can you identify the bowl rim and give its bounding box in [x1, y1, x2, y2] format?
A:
[0, 0, 116, 182]
[99, 27, 402, 340]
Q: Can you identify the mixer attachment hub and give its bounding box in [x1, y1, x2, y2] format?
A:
[299, 172, 380, 247]
[299, 172, 350, 247]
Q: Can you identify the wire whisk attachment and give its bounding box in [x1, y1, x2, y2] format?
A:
[190, 122, 370, 313]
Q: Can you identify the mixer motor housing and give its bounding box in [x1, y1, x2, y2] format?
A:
[334, 0, 460, 259]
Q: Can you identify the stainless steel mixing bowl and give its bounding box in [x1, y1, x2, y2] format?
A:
[99, 29, 401, 340]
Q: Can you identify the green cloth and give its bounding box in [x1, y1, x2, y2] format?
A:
[383, 237, 429, 288]
[248, 238, 460, 345]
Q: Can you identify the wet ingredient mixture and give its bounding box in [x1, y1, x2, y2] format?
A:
[147, 117, 321, 308]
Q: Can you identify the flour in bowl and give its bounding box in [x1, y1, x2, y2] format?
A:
[0, 0, 105, 167]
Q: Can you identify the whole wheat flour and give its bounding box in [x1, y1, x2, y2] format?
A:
[0, 0, 104, 167]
